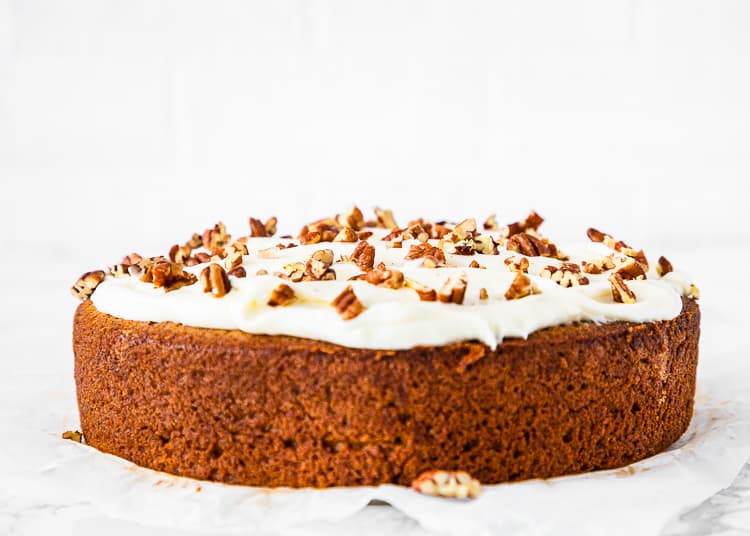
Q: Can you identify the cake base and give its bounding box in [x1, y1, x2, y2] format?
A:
[73, 298, 699, 487]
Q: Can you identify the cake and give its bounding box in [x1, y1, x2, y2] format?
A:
[71, 208, 700, 489]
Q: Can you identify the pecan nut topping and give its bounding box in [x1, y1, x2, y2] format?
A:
[333, 227, 358, 242]
[331, 285, 365, 320]
[438, 272, 468, 304]
[142, 261, 198, 292]
[374, 207, 398, 229]
[249, 216, 278, 237]
[504, 272, 537, 300]
[199, 264, 231, 298]
[337, 206, 365, 231]
[405, 243, 446, 268]
[657, 256, 673, 277]
[503, 211, 544, 238]
[539, 263, 590, 288]
[504, 256, 529, 273]
[351, 241, 376, 271]
[71, 270, 106, 301]
[365, 262, 405, 289]
[406, 279, 437, 301]
[202, 222, 230, 250]
[411, 470, 481, 500]
[267, 283, 296, 307]
[609, 272, 636, 304]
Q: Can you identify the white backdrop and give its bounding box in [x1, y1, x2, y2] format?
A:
[1, 0, 748, 251]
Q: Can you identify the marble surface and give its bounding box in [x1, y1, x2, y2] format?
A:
[1, 240, 748, 536]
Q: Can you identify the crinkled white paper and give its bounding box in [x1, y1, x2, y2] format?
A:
[3, 376, 750, 536]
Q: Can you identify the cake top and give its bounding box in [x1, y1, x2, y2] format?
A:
[72, 207, 698, 349]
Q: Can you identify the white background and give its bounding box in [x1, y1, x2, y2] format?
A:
[1, 1, 749, 534]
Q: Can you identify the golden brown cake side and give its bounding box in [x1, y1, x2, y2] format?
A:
[73, 297, 699, 488]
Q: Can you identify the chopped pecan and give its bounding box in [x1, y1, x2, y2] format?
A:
[62, 430, 83, 443]
[609, 273, 636, 304]
[299, 229, 321, 245]
[280, 262, 306, 282]
[406, 279, 437, 301]
[267, 283, 296, 306]
[387, 240, 403, 249]
[374, 207, 398, 229]
[337, 206, 365, 231]
[142, 261, 198, 291]
[504, 272, 537, 300]
[382, 228, 405, 242]
[351, 241, 376, 271]
[121, 252, 143, 266]
[657, 256, 673, 277]
[504, 256, 529, 273]
[473, 234, 499, 255]
[224, 250, 244, 271]
[202, 222, 230, 250]
[228, 241, 249, 255]
[411, 470, 481, 500]
[199, 264, 231, 298]
[332, 285, 365, 320]
[615, 259, 646, 280]
[194, 252, 211, 264]
[405, 243, 446, 268]
[403, 223, 429, 242]
[442, 238, 476, 256]
[438, 272, 468, 304]
[333, 227, 358, 242]
[582, 255, 617, 274]
[365, 262, 404, 289]
[586, 227, 607, 243]
[483, 213, 498, 231]
[108, 263, 129, 277]
[451, 219, 477, 241]
[503, 211, 544, 238]
[169, 244, 193, 264]
[228, 266, 247, 278]
[71, 270, 106, 300]
[249, 216, 277, 237]
[479, 287, 489, 300]
[506, 232, 545, 256]
[357, 230, 373, 240]
[255, 268, 268, 276]
[468, 259, 486, 269]
[185, 233, 203, 249]
[540, 264, 590, 287]
[304, 251, 336, 281]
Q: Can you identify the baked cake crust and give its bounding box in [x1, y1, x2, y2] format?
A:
[73, 296, 699, 488]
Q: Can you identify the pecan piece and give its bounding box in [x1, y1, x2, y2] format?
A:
[506, 232, 545, 257]
[657, 256, 673, 277]
[405, 243, 446, 268]
[411, 470, 481, 500]
[503, 211, 544, 238]
[267, 283, 296, 306]
[351, 241, 376, 271]
[249, 216, 278, 237]
[451, 218, 477, 241]
[62, 430, 83, 443]
[202, 222, 230, 250]
[365, 262, 404, 289]
[228, 266, 247, 278]
[332, 285, 365, 320]
[279, 262, 306, 282]
[108, 263, 129, 277]
[403, 223, 429, 243]
[333, 227, 357, 242]
[468, 259, 486, 269]
[586, 227, 607, 243]
[406, 279, 437, 301]
[504, 272, 536, 300]
[438, 272, 468, 304]
[483, 213, 498, 231]
[609, 273, 636, 304]
[337, 206, 365, 231]
[615, 259, 646, 280]
[540, 264, 590, 287]
[143, 261, 198, 291]
[185, 233, 203, 249]
[374, 207, 398, 229]
[71, 270, 106, 301]
[304, 249, 336, 281]
[479, 288, 489, 300]
[473, 234, 499, 255]
[504, 256, 529, 273]
[199, 264, 231, 298]
[169, 244, 193, 264]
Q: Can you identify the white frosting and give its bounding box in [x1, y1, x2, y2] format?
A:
[91, 228, 695, 350]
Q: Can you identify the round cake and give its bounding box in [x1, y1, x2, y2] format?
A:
[71, 208, 700, 488]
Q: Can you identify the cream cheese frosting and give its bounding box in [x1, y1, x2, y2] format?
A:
[88, 216, 697, 350]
